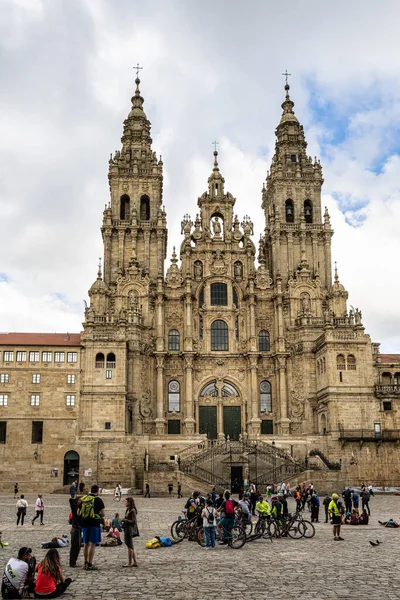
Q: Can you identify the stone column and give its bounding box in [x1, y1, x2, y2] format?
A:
[154, 355, 166, 434]
[324, 231, 333, 291]
[248, 356, 261, 437]
[183, 355, 195, 435]
[184, 280, 193, 352]
[287, 232, 293, 275]
[103, 230, 112, 284]
[144, 231, 150, 272]
[277, 356, 290, 435]
[248, 279, 256, 351]
[118, 229, 125, 272]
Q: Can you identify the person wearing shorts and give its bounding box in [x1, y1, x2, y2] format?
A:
[328, 493, 344, 541]
[81, 485, 105, 571]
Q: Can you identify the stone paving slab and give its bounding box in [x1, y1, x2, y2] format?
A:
[0, 494, 399, 599]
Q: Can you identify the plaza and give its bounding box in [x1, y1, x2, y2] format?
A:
[0, 493, 399, 599]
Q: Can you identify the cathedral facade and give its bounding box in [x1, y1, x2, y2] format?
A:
[1, 78, 399, 492]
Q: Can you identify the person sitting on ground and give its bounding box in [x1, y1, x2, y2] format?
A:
[349, 509, 360, 525]
[378, 518, 399, 528]
[1, 547, 36, 599]
[111, 513, 122, 531]
[34, 548, 72, 598]
[41, 536, 69, 549]
[256, 496, 271, 520]
[358, 509, 369, 525]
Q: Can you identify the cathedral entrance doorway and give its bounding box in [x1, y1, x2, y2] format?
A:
[63, 450, 80, 486]
[223, 406, 241, 440]
[230, 466, 243, 492]
[199, 406, 217, 440]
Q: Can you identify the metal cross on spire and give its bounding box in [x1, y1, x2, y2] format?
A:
[212, 140, 219, 152]
[134, 63, 143, 77]
[282, 70, 291, 85]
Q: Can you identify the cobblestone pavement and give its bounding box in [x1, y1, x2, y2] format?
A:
[0, 493, 399, 599]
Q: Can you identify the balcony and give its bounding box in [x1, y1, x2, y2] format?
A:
[339, 429, 400, 443]
[375, 384, 400, 398]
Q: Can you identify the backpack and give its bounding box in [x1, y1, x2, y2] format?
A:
[146, 537, 161, 549]
[206, 509, 215, 524]
[224, 500, 234, 517]
[78, 495, 97, 521]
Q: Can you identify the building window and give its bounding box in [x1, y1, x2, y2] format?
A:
[199, 316, 203, 340]
[347, 355, 356, 370]
[168, 380, 180, 412]
[140, 195, 150, 220]
[120, 194, 130, 220]
[168, 329, 180, 351]
[336, 354, 346, 370]
[290, 154, 296, 162]
[29, 351, 39, 362]
[304, 199, 313, 223]
[211, 320, 229, 351]
[260, 380, 272, 412]
[95, 353, 105, 368]
[30, 394, 40, 406]
[222, 381, 239, 397]
[32, 421, 43, 443]
[168, 420, 181, 434]
[199, 287, 204, 307]
[200, 382, 218, 397]
[105, 422, 111, 430]
[66, 395, 75, 407]
[285, 199, 294, 223]
[210, 283, 228, 306]
[67, 352, 78, 363]
[3, 352, 13, 362]
[0, 374, 9, 383]
[0, 395, 8, 406]
[235, 317, 239, 341]
[55, 352, 65, 363]
[32, 374, 41, 384]
[383, 401, 392, 411]
[67, 374, 76, 384]
[106, 353, 116, 368]
[16, 351, 26, 362]
[259, 330, 270, 352]
[261, 420, 274, 434]
[42, 352, 52, 362]
[0, 421, 6, 443]
[105, 370, 112, 379]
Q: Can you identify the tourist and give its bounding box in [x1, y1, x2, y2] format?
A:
[285, 482, 291, 496]
[111, 513, 122, 531]
[201, 498, 217, 549]
[278, 492, 288, 517]
[41, 536, 69, 549]
[359, 509, 369, 525]
[78, 482, 85, 494]
[80, 484, 105, 571]
[249, 482, 258, 515]
[69, 481, 77, 499]
[215, 491, 224, 510]
[310, 492, 320, 522]
[328, 493, 344, 541]
[217, 490, 237, 544]
[238, 493, 251, 520]
[167, 482, 173, 496]
[368, 484, 374, 496]
[177, 482, 182, 499]
[352, 490, 359, 510]
[295, 487, 302, 513]
[68, 495, 82, 568]
[16, 495, 28, 526]
[342, 487, 352, 515]
[32, 495, 45, 526]
[256, 495, 271, 519]
[349, 509, 360, 525]
[34, 548, 72, 598]
[361, 487, 371, 515]
[185, 491, 200, 519]
[13, 483, 19, 499]
[323, 494, 332, 523]
[121, 497, 139, 567]
[144, 483, 150, 498]
[1, 547, 36, 599]
[113, 483, 122, 502]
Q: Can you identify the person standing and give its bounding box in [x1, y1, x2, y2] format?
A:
[323, 495, 332, 523]
[361, 487, 371, 515]
[34, 548, 72, 598]
[113, 483, 122, 502]
[201, 498, 217, 549]
[1, 547, 36, 599]
[16, 495, 28, 526]
[13, 483, 19, 499]
[69, 495, 82, 568]
[328, 493, 344, 541]
[177, 482, 182, 499]
[167, 482, 173, 497]
[80, 485, 105, 571]
[121, 497, 139, 567]
[144, 483, 150, 498]
[32, 495, 45, 526]
[310, 492, 320, 522]
[69, 481, 77, 499]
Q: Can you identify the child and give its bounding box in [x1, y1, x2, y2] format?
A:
[34, 548, 72, 598]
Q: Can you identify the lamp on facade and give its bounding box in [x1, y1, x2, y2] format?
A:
[33, 450, 39, 460]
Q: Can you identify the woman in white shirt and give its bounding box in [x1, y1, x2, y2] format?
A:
[32, 494, 44, 525]
[201, 499, 217, 549]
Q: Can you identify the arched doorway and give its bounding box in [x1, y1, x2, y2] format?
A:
[198, 380, 242, 440]
[63, 451, 80, 486]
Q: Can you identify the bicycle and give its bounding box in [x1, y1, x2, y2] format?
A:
[292, 512, 315, 538]
[254, 515, 274, 541]
[170, 514, 200, 542]
[197, 521, 247, 549]
[235, 510, 253, 536]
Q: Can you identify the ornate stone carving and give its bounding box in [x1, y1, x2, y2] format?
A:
[210, 250, 227, 275]
[139, 390, 153, 418]
[255, 265, 272, 290]
[289, 356, 305, 421]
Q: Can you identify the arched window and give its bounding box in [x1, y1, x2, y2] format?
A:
[168, 380, 180, 412]
[260, 380, 272, 413]
[120, 194, 130, 220]
[285, 199, 294, 223]
[323, 357, 326, 372]
[304, 199, 313, 223]
[95, 352, 105, 368]
[211, 320, 228, 351]
[394, 372, 400, 385]
[222, 381, 239, 397]
[200, 381, 218, 397]
[106, 352, 116, 368]
[233, 287, 239, 307]
[199, 287, 204, 307]
[336, 354, 346, 370]
[320, 413, 327, 435]
[347, 355, 356, 370]
[140, 195, 150, 220]
[168, 329, 180, 351]
[259, 330, 270, 352]
[381, 372, 392, 385]
[199, 316, 203, 340]
[317, 361, 321, 375]
[210, 282, 228, 306]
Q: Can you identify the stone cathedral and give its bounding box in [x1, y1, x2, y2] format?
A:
[1, 78, 399, 492]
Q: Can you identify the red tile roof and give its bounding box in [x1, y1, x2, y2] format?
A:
[379, 354, 400, 365]
[0, 333, 81, 347]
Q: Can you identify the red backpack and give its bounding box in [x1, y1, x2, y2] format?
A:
[225, 500, 234, 516]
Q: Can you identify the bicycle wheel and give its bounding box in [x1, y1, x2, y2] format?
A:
[242, 518, 253, 536]
[229, 525, 246, 549]
[171, 519, 187, 540]
[196, 526, 206, 547]
[287, 520, 304, 539]
[299, 520, 315, 539]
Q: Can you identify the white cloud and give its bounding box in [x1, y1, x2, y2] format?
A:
[0, 0, 399, 352]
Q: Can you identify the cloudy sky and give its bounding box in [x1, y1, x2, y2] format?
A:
[0, 0, 399, 352]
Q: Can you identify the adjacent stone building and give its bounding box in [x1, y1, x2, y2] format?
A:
[1, 78, 399, 492]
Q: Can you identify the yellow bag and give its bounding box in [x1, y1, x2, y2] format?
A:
[146, 538, 161, 549]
